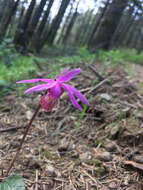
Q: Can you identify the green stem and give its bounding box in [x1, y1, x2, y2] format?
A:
[5, 104, 41, 177]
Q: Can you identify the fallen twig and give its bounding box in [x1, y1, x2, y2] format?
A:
[88, 64, 104, 81]
[35, 170, 39, 190]
[80, 78, 110, 93]
[0, 125, 26, 133]
[89, 78, 110, 93]
[81, 168, 98, 186]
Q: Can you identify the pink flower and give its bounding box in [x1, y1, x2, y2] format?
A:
[16, 67, 89, 111]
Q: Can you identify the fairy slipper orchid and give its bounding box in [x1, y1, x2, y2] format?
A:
[17, 67, 89, 111]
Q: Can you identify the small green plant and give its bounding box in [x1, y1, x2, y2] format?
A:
[56, 46, 96, 66]
[98, 48, 143, 65]
[78, 46, 96, 61]
[120, 49, 143, 63]
[0, 54, 39, 96]
[0, 175, 25, 190]
[77, 104, 87, 127]
[98, 49, 124, 66]
[0, 38, 19, 67]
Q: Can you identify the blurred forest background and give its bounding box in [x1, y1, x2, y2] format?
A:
[0, 0, 143, 92]
[0, 0, 143, 52]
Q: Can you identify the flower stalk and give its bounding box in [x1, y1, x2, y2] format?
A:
[5, 104, 41, 177]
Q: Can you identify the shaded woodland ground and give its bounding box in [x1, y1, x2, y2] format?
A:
[1, 0, 143, 189]
[1, 52, 143, 189]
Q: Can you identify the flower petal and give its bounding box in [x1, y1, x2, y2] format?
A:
[65, 84, 90, 105]
[58, 68, 82, 82]
[61, 67, 70, 75]
[25, 82, 56, 94]
[51, 83, 63, 98]
[40, 93, 58, 112]
[62, 83, 82, 111]
[16, 78, 54, 83]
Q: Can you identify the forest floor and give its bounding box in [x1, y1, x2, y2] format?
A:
[1, 59, 143, 190]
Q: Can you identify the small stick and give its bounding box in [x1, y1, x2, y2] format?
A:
[0, 126, 26, 133]
[88, 65, 104, 81]
[5, 104, 41, 177]
[88, 78, 110, 93]
[35, 170, 39, 190]
[82, 169, 98, 186]
[80, 78, 110, 93]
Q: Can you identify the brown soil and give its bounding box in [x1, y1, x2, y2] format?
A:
[1, 62, 143, 189]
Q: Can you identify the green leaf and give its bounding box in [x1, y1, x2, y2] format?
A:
[0, 175, 25, 190]
[77, 104, 87, 127]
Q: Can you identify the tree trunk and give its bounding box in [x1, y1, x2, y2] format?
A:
[74, 16, 84, 45]
[92, 0, 128, 50]
[36, 0, 54, 38]
[26, 0, 48, 40]
[88, 0, 110, 49]
[124, 21, 136, 47]
[32, 0, 54, 51]
[129, 19, 142, 49]
[18, 6, 25, 26]
[21, 0, 48, 50]
[121, 10, 138, 47]
[0, 0, 20, 37]
[78, 10, 94, 45]
[110, 5, 134, 48]
[14, 0, 36, 48]
[57, 0, 75, 44]
[0, 0, 9, 23]
[62, 1, 79, 44]
[46, 0, 71, 45]
[137, 20, 143, 53]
